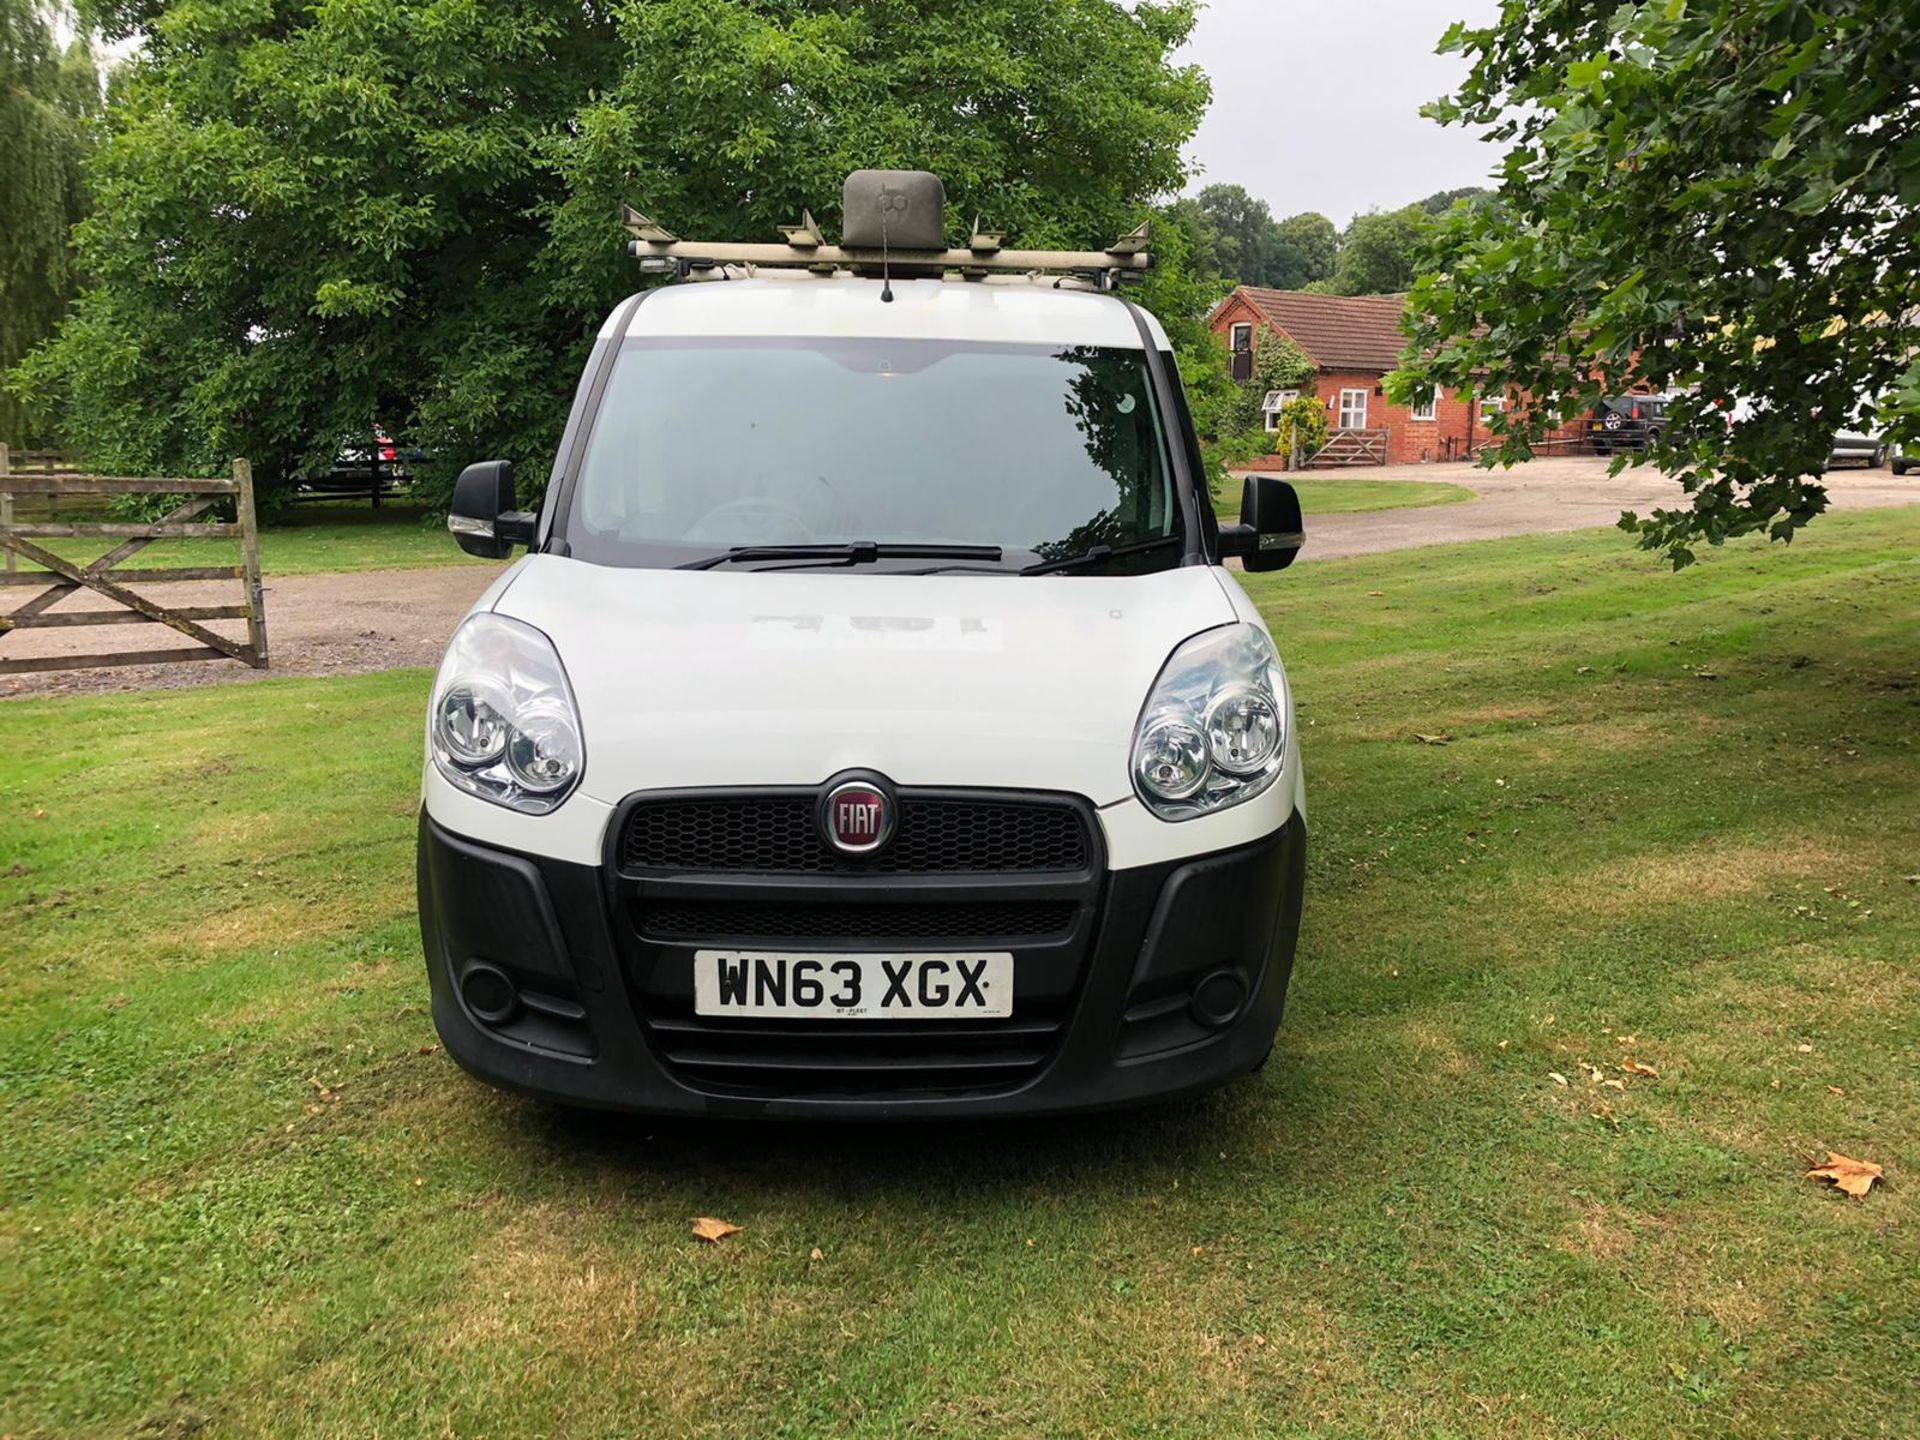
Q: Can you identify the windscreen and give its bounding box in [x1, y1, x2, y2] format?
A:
[562, 338, 1181, 569]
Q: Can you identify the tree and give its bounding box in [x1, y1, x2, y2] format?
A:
[1181, 185, 1337, 290]
[1416, 185, 1490, 216]
[1331, 205, 1428, 296]
[0, 0, 97, 446]
[15, 0, 1210, 503]
[1273, 211, 1338, 289]
[1185, 184, 1287, 288]
[1394, 1, 1920, 567]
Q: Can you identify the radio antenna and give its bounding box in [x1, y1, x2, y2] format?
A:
[879, 199, 895, 304]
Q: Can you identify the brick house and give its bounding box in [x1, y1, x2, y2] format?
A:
[1209, 286, 1496, 468]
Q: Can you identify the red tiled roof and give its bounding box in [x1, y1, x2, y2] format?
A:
[1232, 288, 1410, 373]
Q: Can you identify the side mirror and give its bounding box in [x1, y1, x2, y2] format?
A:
[1218, 476, 1304, 573]
[448, 460, 537, 559]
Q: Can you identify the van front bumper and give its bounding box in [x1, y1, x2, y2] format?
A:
[417, 805, 1304, 1119]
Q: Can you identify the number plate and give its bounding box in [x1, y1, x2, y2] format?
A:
[692, 951, 1013, 1020]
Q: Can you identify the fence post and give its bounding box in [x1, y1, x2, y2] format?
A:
[234, 457, 268, 668]
[1, 442, 12, 575]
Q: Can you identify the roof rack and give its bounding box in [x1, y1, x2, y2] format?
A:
[621, 170, 1152, 291]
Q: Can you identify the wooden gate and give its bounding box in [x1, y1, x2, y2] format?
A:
[1305, 427, 1390, 468]
[0, 447, 268, 676]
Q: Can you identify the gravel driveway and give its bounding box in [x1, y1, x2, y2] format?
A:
[1281, 454, 1919, 559]
[5, 457, 1915, 699]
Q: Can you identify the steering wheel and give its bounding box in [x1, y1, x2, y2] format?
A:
[682, 495, 818, 547]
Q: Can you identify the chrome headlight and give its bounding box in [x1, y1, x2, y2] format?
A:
[430, 614, 583, 814]
[1131, 623, 1288, 821]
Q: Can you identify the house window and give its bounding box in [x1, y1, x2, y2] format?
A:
[1229, 323, 1253, 353]
[1338, 388, 1369, 429]
[1479, 395, 1509, 421]
[1262, 389, 1298, 433]
[1410, 391, 1438, 422]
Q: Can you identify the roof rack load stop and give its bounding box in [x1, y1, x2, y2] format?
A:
[623, 170, 1152, 291]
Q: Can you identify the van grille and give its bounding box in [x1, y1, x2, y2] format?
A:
[636, 898, 1078, 944]
[638, 1009, 1068, 1097]
[619, 795, 1089, 875]
[613, 785, 1101, 1100]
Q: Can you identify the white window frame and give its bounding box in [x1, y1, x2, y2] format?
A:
[1479, 395, 1509, 421]
[1229, 322, 1253, 352]
[1261, 389, 1298, 433]
[1410, 391, 1438, 422]
[1338, 388, 1369, 430]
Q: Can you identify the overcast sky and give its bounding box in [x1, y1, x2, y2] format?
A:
[1176, 0, 1504, 226]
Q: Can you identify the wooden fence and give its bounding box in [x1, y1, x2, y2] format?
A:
[0, 445, 268, 676]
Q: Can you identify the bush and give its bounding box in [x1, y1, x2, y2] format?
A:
[1272, 393, 1328, 466]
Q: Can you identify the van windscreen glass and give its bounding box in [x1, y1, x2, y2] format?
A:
[563, 338, 1182, 571]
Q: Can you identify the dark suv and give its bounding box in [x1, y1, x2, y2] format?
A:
[1589, 395, 1671, 454]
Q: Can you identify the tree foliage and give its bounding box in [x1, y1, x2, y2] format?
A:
[15, 0, 1209, 503]
[1331, 206, 1429, 297]
[1271, 392, 1327, 465]
[0, 0, 97, 446]
[1173, 184, 1336, 291]
[1394, 0, 1920, 566]
[1274, 210, 1339, 287]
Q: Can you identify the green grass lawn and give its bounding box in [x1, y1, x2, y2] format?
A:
[27, 501, 490, 577]
[4, 510, 1918, 1437]
[1213, 474, 1477, 522]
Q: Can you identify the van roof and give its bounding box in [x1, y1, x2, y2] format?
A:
[603, 274, 1170, 351]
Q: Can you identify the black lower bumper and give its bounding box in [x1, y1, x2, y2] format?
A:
[417, 809, 1305, 1119]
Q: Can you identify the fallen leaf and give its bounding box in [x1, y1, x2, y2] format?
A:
[1576, 665, 1593, 674]
[1805, 1152, 1883, 1199]
[1593, 1102, 1619, 1129]
[1413, 732, 1453, 746]
[1366, 590, 1384, 597]
[417, 1043, 439, 1056]
[1497, 1040, 1509, 1050]
[809, 1247, 824, 1262]
[1615, 1034, 1638, 1046]
[692, 1216, 743, 1243]
[1579, 1061, 1606, 1083]
[1797, 1043, 1814, 1054]
[1827, 1085, 1847, 1097]
[1601, 1078, 1627, 1092]
[1191, 1245, 1205, 1256]
[1548, 1072, 1569, 1087]
[1251, 1334, 1268, 1347]
[1621, 1059, 1659, 1078]
[1695, 670, 1718, 681]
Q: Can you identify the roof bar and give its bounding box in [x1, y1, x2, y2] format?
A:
[620, 205, 1151, 284]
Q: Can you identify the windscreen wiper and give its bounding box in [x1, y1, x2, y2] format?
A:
[1020, 534, 1182, 576]
[677, 541, 1004, 572]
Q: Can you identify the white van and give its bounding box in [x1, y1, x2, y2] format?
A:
[417, 172, 1308, 1117]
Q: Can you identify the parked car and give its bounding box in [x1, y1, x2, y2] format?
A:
[1827, 427, 1889, 468]
[416, 170, 1309, 1119]
[306, 428, 418, 493]
[1893, 442, 1912, 476]
[1588, 395, 1673, 453]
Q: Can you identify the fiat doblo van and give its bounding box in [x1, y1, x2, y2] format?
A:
[417, 172, 1307, 1117]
